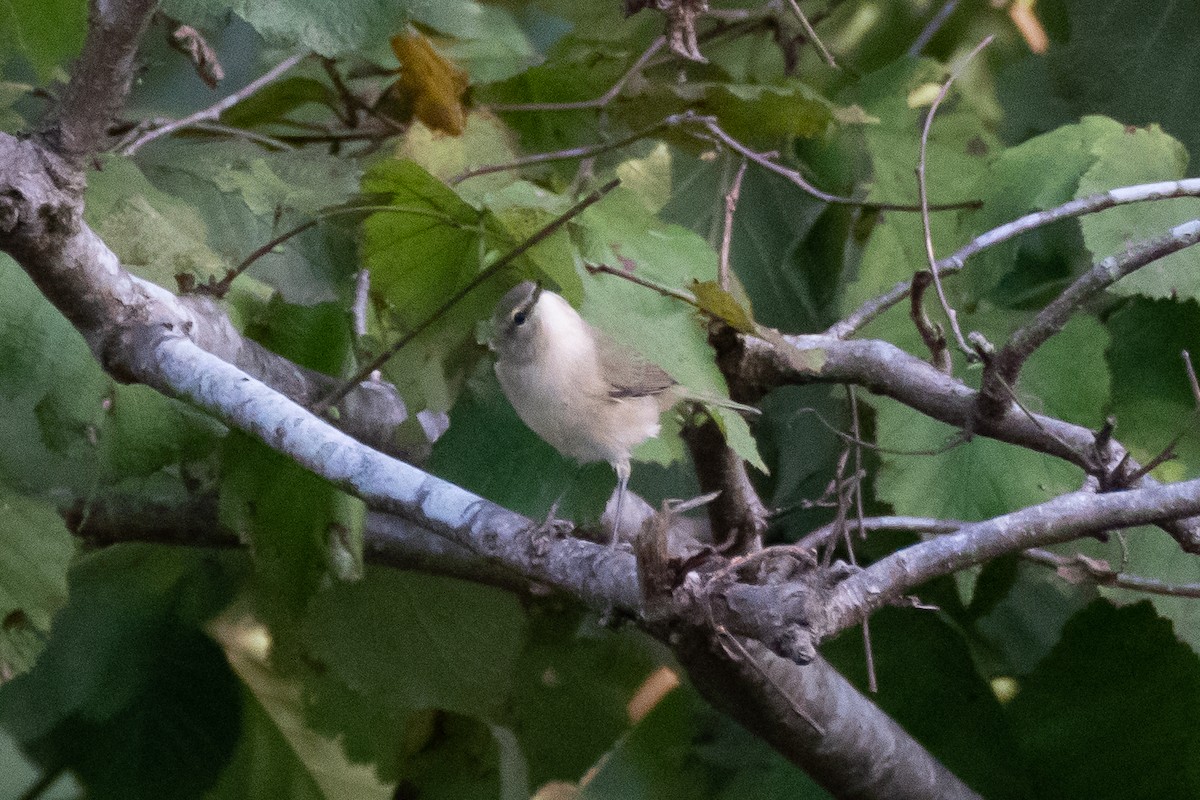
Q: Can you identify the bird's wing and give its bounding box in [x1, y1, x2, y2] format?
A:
[593, 326, 676, 398]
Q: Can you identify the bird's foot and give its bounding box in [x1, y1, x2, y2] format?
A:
[531, 497, 574, 538]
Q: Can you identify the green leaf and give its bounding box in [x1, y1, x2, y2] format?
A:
[211, 628, 396, 800]
[661, 151, 831, 331]
[137, 140, 361, 304]
[0, 546, 242, 800]
[674, 82, 838, 142]
[1065, 526, 1200, 655]
[1008, 600, 1200, 799]
[479, 42, 626, 154]
[691, 280, 755, 333]
[0, 81, 31, 132]
[972, 562, 1094, 676]
[0, 488, 75, 677]
[841, 59, 998, 313]
[0, 256, 220, 494]
[508, 609, 666, 788]
[1076, 122, 1200, 301]
[1106, 298, 1200, 480]
[615, 143, 673, 215]
[301, 569, 526, 715]
[0, 726, 82, 799]
[1000, 0, 1200, 169]
[220, 76, 338, 131]
[578, 686, 828, 800]
[362, 159, 483, 312]
[872, 312, 1109, 521]
[86, 155, 227, 292]
[0, 0, 86, 80]
[205, 686, 333, 800]
[360, 158, 496, 410]
[396, 112, 522, 205]
[823, 606, 1032, 799]
[712, 406, 767, 474]
[160, 0, 412, 57]
[413, 2, 538, 83]
[957, 117, 1107, 307]
[219, 432, 358, 645]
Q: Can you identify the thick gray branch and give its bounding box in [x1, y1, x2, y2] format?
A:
[716, 327, 1200, 552]
[0, 135, 410, 455]
[820, 479, 1200, 636]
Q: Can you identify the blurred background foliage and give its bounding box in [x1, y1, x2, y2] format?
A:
[1, 0, 1200, 797]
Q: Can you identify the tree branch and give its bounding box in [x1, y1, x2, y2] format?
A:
[821, 479, 1200, 635]
[979, 218, 1200, 416]
[48, 0, 160, 161]
[0, 135, 411, 456]
[119, 52, 308, 155]
[713, 326, 1200, 552]
[830, 178, 1200, 338]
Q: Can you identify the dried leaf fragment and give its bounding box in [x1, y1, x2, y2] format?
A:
[389, 31, 469, 136]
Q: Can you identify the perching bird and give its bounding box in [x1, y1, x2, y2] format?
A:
[490, 280, 753, 544]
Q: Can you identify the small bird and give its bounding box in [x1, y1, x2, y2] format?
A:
[490, 280, 752, 544]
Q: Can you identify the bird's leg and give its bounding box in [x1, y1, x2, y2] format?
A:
[610, 460, 630, 547]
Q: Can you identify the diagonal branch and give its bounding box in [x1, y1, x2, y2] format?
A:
[820, 479, 1200, 636]
[3, 120, 983, 797]
[49, 0, 160, 162]
[830, 178, 1200, 338]
[979, 218, 1200, 415]
[120, 52, 308, 155]
[715, 327, 1200, 552]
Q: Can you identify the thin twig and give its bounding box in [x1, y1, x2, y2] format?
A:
[784, 406, 969, 457]
[828, 177, 1200, 339]
[784, 0, 838, 68]
[908, 0, 963, 56]
[1184, 351, 1200, 405]
[796, 516, 965, 551]
[312, 178, 622, 415]
[715, 628, 826, 735]
[320, 57, 362, 128]
[171, 119, 295, 150]
[585, 262, 701, 307]
[719, 158, 748, 290]
[909, 271, 951, 373]
[120, 52, 307, 155]
[1118, 349, 1200, 485]
[1023, 548, 1200, 599]
[488, 36, 665, 112]
[846, 385, 877, 692]
[821, 449, 851, 567]
[199, 204, 475, 298]
[987, 372, 1077, 455]
[692, 113, 979, 212]
[916, 35, 995, 360]
[451, 117, 682, 185]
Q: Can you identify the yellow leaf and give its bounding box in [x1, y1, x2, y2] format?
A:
[691, 279, 756, 333]
[390, 31, 468, 136]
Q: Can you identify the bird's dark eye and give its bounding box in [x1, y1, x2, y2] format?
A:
[513, 311, 527, 326]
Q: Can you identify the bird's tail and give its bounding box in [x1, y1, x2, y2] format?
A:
[688, 393, 761, 417]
